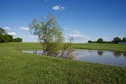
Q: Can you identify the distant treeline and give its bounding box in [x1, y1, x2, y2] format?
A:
[88, 37, 126, 44]
[0, 27, 22, 43]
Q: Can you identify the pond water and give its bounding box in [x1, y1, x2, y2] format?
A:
[22, 50, 126, 68]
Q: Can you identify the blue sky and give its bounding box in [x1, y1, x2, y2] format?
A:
[0, 0, 126, 42]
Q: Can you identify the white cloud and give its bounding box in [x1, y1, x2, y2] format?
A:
[68, 31, 89, 39]
[4, 27, 11, 30]
[52, 5, 64, 11]
[65, 30, 90, 43]
[20, 27, 29, 31]
[8, 32, 17, 36]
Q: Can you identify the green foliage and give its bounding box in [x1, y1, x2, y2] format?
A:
[60, 38, 74, 59]
[7, 34, 13, 42]
[88, 37, 126, 44]
[2, 35, 10, 42]
[112, 37, 122, 44]
[0, 27, 6, 34]
[0, 27, 8, 43]
[0, 34, 13, 43]
[13, 37, 23, 42]
[29, 14, 73, 58]
[29, 14, 63, 56]
[97, 38, 103, 43]
[0, 35, 5, 43]
[88, 40, 91, 43]
[122, 37, 126, 42]
[0, 27, 23, 43]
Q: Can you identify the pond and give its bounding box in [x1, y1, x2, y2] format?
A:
[22, 49, 126, 68]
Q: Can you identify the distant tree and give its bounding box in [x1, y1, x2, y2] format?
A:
[12, 38, 16, 42]
[103, 41, 112, 44]
[0, 35, 10, 43]
[0, 27, 8, 43]
[97, 38, 103, 43]
[112, 37, 121, 44]
[0, 35, 4, 43]
[3, 35, 10, 42]
[6, 34, 13, 42]
[17, 38, 23, 42]
[0, 27, 6, 35]
[122, 37, 126, 42]
[0, 27, 23, 43]
[13, 37, 22, 42]
[88, 40, 92, 43]
[88, 40, 97, 43]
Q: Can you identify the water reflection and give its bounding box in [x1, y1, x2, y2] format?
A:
[113, 51, 122, 57]
[23, 49, 126, 68]
[123, 52, 126, 57]
[88, 50, 92, 53]
[97, 50, 104, 56]
[74, 50, 126, 68]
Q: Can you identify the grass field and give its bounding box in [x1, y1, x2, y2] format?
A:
[74, 43, 126, 52]
[0, 42, 126, 83]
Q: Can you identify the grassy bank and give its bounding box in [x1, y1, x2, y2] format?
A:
[74, 43, 126, 52]
[1, 42, 126, 52]
[0, 42, 126, 83]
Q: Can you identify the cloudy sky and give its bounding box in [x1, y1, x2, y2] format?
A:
[0, 0, 126, 42]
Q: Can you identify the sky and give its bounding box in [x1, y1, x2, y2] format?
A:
[0, 0, 126, 43]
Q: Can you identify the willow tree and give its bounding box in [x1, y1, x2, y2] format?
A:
[29, 15, 64, 56]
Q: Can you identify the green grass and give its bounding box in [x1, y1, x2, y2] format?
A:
[0, 42, 126, 83]
[74, 43, 126, 52]
[0, 42, 41, 50]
